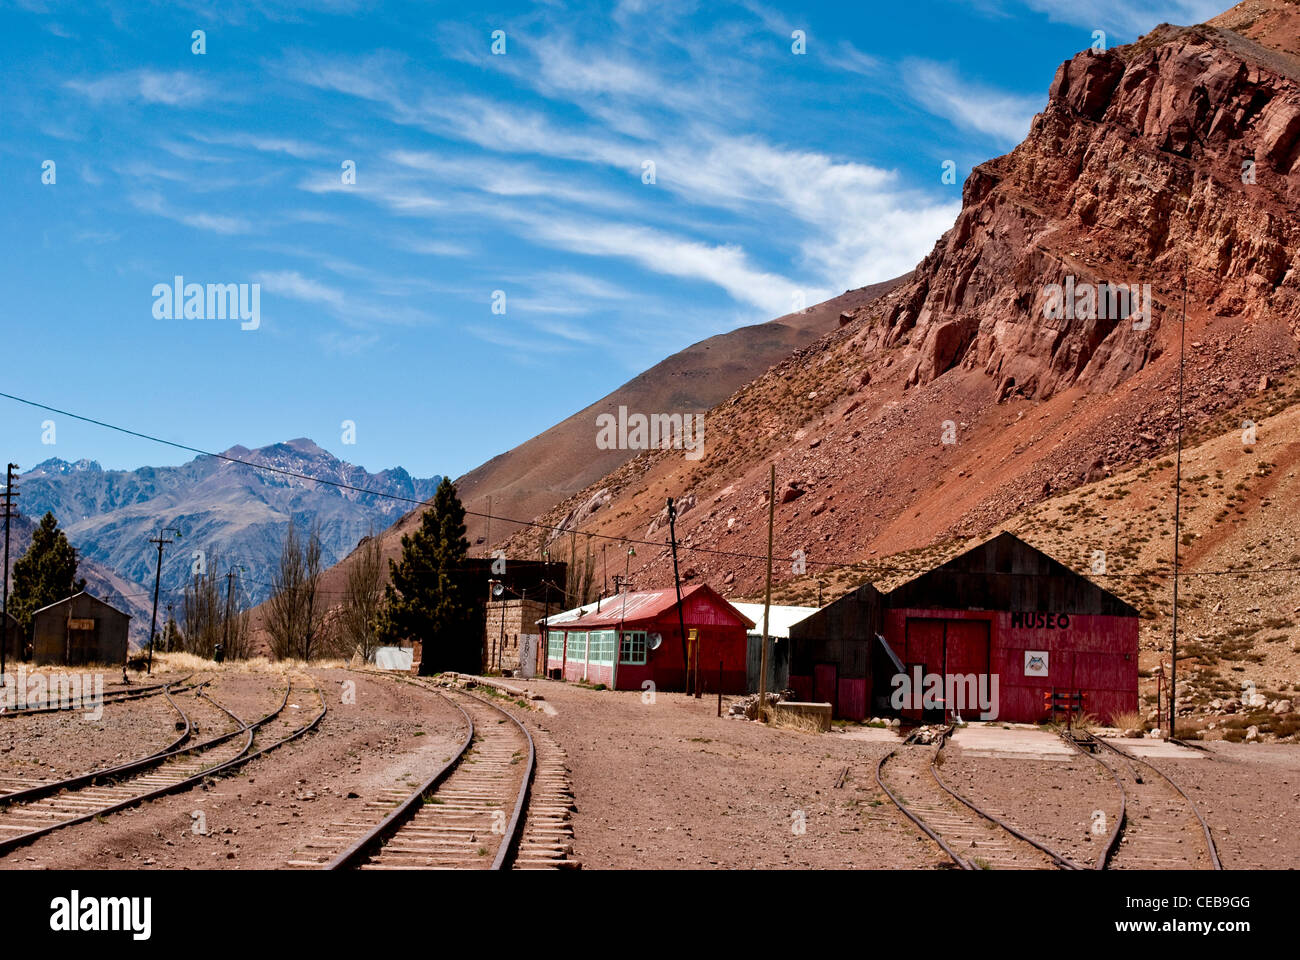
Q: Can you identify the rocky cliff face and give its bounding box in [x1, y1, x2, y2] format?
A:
[857, 16, 1300, 404]
[498, 4, 1300, 598]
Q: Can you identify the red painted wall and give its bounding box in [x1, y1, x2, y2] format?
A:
[542, 592, 749, 694]
[883, 607, 1137, 724]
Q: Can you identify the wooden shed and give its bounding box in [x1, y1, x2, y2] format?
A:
[789, 533, 1139, 724]
[31, 592, 131, 667]
[542, 584, 753, 693]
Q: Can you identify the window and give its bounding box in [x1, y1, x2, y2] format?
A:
[568, 631, 587, 662]
[588, 630, 615, 665]
[546, 630, 564, 661]
[620, 630, 647, 665]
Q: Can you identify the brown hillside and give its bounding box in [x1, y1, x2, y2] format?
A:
[247, 277, 906, 651]
[499, 2, 1300, 611]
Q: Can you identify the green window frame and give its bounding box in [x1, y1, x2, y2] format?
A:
[587, 629, 615, 666]
[546, 630, 564, 661]
[568, 631, 587, 662]
[620, 630, 647, 665]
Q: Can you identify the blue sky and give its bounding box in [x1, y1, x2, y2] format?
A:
[0, 0, 1225, 481]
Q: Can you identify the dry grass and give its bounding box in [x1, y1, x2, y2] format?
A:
[153, 652, 347, 674]
[1109, 709, 1147, 731]
[764, 705, 827, 734]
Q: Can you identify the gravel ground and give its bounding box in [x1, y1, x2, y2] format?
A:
[2, 668, 465, 869]
[524, 679, 940, 868]
[2, 666, 1295, 869]
[0, 677, 193, 782]
[937, 748, 1120, 867]
[1152, 743, 1300, 869]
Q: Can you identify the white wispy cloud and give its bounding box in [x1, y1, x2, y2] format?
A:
[129, 192, 252, 234]
[903, 59, 1044, 145]
[253, 270, 344, 305]
[65, 69, 213, 106]
[1014, 0, 1225, 35]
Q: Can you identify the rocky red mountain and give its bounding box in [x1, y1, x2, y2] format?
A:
[495, 1, 1300, 603]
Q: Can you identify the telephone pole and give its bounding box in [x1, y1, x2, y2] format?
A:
[667, 498, 690, 693]
[1169, 264, 1188, 740]
[222, 566, 243, 657]
[759, 465, 775, 715]
[1, 464, 18, 688]
[146, 527, 182, 676]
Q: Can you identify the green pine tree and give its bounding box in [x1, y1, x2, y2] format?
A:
[376, 478, 478, 673]
[10, 512, 86, 634]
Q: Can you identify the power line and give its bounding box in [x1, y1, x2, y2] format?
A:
[2, 390, 1297, 584]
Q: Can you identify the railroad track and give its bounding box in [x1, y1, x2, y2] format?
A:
[875, 728, 1084, 870]
[1060, 730, 1222, 870]
[307, 673, 577, 871]
[0, 673, 196, 718]
[0, 674, 325, 857]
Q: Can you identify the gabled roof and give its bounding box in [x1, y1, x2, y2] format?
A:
[886, 532, 1139, 617]
[31, 590, 132, 620]
[552, 583, 753, 630]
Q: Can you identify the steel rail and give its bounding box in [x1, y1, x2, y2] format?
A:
[929, 737, 1086, 870]
[328, 674, 536, 871]
[1092, 732, 1222, 870]
[874, 734, 974, 870]
[1056, 730, 1126, 870]
[0, 681, 201, 807]
[326, 686, 475, 870]
[0, 678, 300, 857]
[0, 673, 196, 718]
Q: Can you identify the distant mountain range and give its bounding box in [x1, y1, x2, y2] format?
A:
[18, 439, 440, 643]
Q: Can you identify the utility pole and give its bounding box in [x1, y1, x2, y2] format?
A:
[615, 546, 633, 691]
[667, 498, 690, 694]
[1169, 264, 1188, 740]
[146, 527, 181, 676]
[1, 463, 18, 688]
[222, 566, 243, 657]
[759, 465, 775, 716]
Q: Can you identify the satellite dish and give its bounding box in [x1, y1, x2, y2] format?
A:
[491, 582, 505, 598]
[647, 632, 663, 651]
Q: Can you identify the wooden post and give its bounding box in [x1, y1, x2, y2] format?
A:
[691, 628, 700, 699]
[717, 660, 723, 717]
[758, 464, 775, 720]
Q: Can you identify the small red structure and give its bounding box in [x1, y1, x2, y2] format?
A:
[789, 533, 1139, 724]
[541, 584, 752, 693]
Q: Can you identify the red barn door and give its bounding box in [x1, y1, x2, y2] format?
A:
[903, 619, 945, 722]
[943, 620, 990, 720]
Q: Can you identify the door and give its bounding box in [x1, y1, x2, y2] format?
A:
[903, 619, 946, 722]
[813, 663, 837, 709]
[944, 620, 990, 720]
[903, 618, 991, 722]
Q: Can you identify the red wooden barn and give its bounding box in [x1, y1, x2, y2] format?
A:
[788, 533, 1139, 724]
[541, 584, 753, 693]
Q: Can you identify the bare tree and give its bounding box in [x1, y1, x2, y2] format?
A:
[338, 528, 385, 662]
[180, 549, 251, 659]
[265, 519, 328, 661]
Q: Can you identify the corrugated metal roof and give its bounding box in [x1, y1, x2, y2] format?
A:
[564, 585, 706, 628]
[538, 584, 754, 630]
[535, 599, 602, 626]
[30, 590, 131, 620]
[729, 603, 819, 639]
